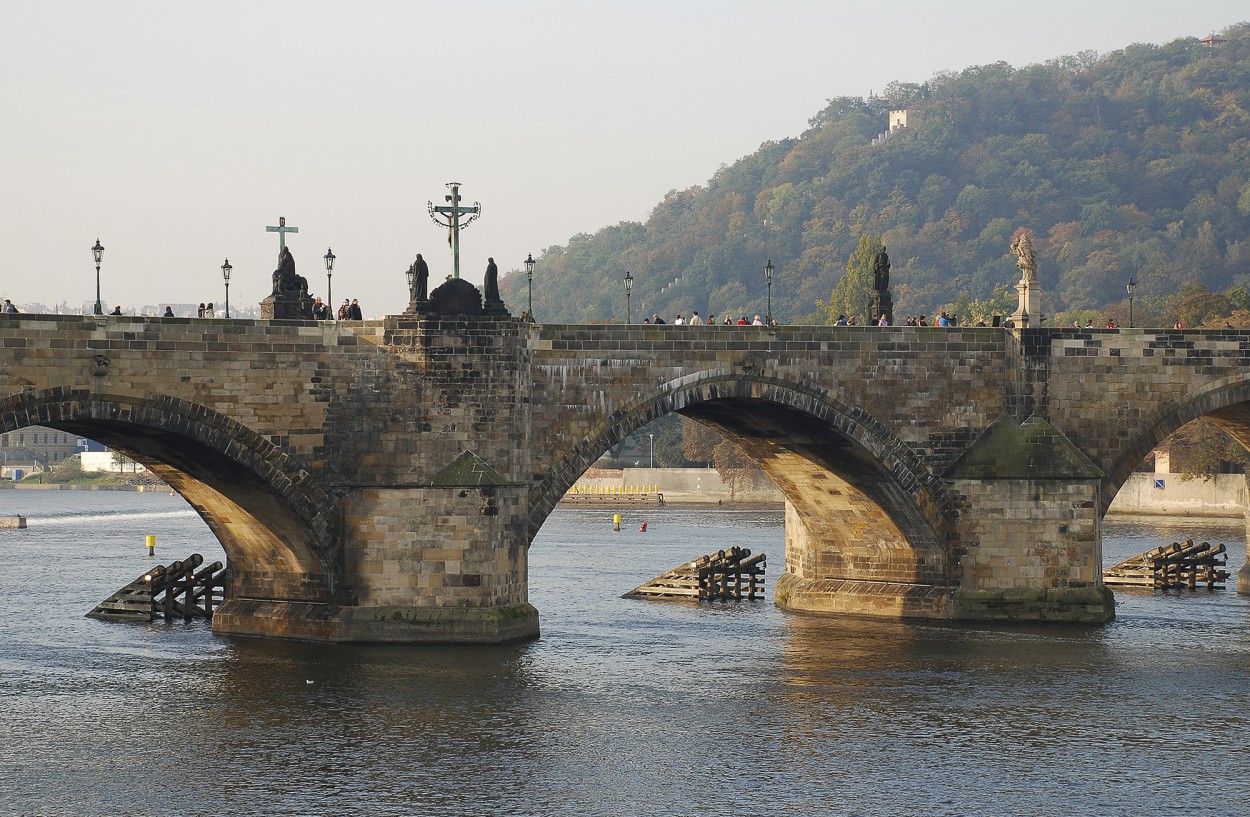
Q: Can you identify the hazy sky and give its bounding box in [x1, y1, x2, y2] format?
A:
[4, 1, 1246, 317]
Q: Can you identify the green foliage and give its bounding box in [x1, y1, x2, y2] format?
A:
[498, 23, 1250, 326]
[818, 233, 880, 324]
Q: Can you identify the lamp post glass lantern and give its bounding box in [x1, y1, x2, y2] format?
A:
[323, 248, 335, 319]
[623, 270, 634, 324]
[524, 252, 536, 318]
[764, 258, 774, 325]
[221, 258, 232, 318]
[91, 238, 104, 315]
[1126, 276, 1135, 328]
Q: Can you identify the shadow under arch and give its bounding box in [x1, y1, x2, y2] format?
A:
[0, 389, 342, 604]
[529, 370, 953, 586]
[1104, 375, 1250, 511]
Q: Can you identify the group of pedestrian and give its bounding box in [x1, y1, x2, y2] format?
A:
[3, 300, 18, 314]
[901, 313, 958, 326]
[196, 303, 216, 318]
[644, 312, 774, 326]
[337, 298, 363, 320]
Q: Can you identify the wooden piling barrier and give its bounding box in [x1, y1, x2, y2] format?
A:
[625, 546, 766, 601]
[87, 553, 227, 622]
[1103, 539, 1230, 590]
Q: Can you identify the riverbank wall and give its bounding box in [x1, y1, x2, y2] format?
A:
[568, 469, 1248, 518]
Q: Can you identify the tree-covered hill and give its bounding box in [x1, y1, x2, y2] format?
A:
[500, 24, 1250, 326]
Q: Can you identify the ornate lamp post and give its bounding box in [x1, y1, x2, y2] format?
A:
[764, 258, 775, 325]
[91, 238, 105, 315]
[623, 270, 634, 324]
[649, 433, 654, 469]
[323, 248, 336, 318]
[221, 258, 232, 318]
[524, 252, 536, 318]
[1127, 276, 1135, 328]
[405, 263, 416, 312]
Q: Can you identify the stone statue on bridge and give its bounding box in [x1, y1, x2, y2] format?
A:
[408, 253, 431, 314]
[873, 246, 890, 291]
[1009, 231, 1042, 328]
[262, 245, 313, 319]
[483, 256, 507, 315]
[1011, 233, 1038, 283]
[870, 244, 894, 325]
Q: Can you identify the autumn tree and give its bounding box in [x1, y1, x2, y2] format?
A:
[1165, 419, 1249, 482]
[682, 418, 719, 463]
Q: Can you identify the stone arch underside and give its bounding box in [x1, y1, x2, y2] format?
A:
[530, 373, 953, 586]
[1103, 377, 1250, 513]
[1, 391, 341, 604]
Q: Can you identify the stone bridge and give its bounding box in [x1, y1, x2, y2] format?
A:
[2, 313, 1248, 642]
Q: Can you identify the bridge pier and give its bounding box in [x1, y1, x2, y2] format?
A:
[775, 414, 1115, 623]
[213, 483, 539, 643]
[944, 415, 1115, 622]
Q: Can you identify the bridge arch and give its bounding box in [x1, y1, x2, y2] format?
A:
[1104, 375, 1250, 508]
[530, 369, 954, 585]
[0, 389, 342, 604]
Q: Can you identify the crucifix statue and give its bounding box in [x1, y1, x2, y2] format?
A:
[427, 182, 481, 279]
[266, 216, 299, 251]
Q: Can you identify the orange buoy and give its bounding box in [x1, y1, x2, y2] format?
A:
[639, 522, 648, 532]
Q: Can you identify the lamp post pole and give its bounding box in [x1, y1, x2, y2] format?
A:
[91, 239, 104, 315]
[1127, 276, 1135, 328]
[324, 248, 336, 319]
[764, 258, 775, 325]
[221, 259, 232, 318]
[649, 433, 654, 469]
[623, 270, 633, 324]
[524, 252, 535, 319]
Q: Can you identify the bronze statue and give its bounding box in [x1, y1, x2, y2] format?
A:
[271, 246, 308, 297]
[411, 253, 430, 302]
[483, 257, 500, 304]
[873, 246, 891, 291]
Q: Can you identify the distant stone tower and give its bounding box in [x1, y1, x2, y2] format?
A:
[872, 110, 910, 145]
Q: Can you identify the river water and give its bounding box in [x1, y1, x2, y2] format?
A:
[1, 490, 1248, 817]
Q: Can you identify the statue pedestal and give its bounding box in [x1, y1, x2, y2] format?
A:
[261, 295, 310, 320]
[870, 291, 893, 326]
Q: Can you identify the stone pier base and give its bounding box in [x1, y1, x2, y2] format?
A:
[775, 575, 1114, 622]
[775, 574, 955, 619]
[212, 599, 540, 644]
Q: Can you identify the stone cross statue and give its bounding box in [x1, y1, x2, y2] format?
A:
[427, 182, 481, 280]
